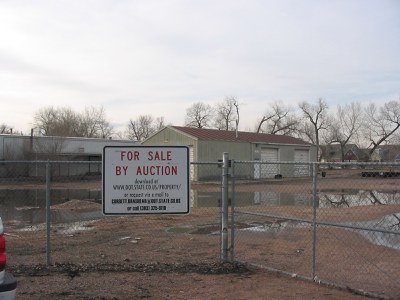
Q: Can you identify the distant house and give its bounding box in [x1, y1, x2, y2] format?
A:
[142, 126, 317, 180]
[320, 144, 369, 162]
[370, 145, 400, 162]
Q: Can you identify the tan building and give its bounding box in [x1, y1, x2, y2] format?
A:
[143, 126, 317, 181]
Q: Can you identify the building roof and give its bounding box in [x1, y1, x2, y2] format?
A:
[171, 126, 311, 146]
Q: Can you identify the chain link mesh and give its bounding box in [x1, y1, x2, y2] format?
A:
[1, 159, 399, 298]
[233, 161, 400, 298]
[0, 161, 222, 267]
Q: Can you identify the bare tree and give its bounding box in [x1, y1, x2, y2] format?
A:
[33, 106, 113, 138]
[298, 98, 331, 160]
[363, 99, 400, 158]
[154, 116, 166, 131]
[0, 124, 14, 134]
[33, 107, 56, 135]
[214, 97, 240, 130]
[234, 100, 240, 132]
[126, 115, 163, 142]
[185, 102, 214, 128]
[78, 106, 113, 138]
[298, 122, 317, 144]
[33, 106, 78, 136]
[256, 103, 299, 135]
[325, 102, 362, 161]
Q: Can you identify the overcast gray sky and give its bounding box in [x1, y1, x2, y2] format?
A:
[1, 0, 399, 135]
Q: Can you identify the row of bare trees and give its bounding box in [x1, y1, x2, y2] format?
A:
[32, 106, 113, 138]
[184, 97, 400, 160]
[2, 97, 400, 161]
[299, 99, 400, 160]
[185, 97, 240, 130]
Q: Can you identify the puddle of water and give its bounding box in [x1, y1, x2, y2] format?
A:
[52, 220, 97, 235]
[346, 213, 400, 250]
[0, 188, 103, 224]
[191, 190, 400, 208]
[2, 188, 399, 216]
[240, 220, 310, 233]
[236, 214, 400, 251]
[319, 190, 400, 208]
[18, 220, 97, 234]
[1, 188, 399, 247]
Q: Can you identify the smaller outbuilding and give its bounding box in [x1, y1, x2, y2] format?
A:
[142, 126, 317, 181]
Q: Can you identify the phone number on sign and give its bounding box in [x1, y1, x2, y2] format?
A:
[126, 205, 167, 211]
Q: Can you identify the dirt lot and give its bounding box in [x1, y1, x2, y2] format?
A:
[12, 263, 372, 300]
[2, 172, 400, 299]
[6, 203, 399, 300]
[7, 209, 378, 300]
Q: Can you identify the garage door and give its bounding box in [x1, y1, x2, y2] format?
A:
[294, 149, 310, 176]
[256, 148, 279, 178]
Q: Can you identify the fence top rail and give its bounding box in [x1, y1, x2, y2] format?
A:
[234, 160, 400, 166]
[190, 161, 221, 166]
[1, 160, 221, 165]
[0, 160, 101, 164]
[2, 160, 400, 167]
[235, 160, 313, 165]
[318, 161, 400, 166]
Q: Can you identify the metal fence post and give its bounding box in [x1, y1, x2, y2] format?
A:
[312, 162, 318, 280]
[230, 159, 235, 262]
[221, 152, 229, 262]
[46, 161, 52, 266]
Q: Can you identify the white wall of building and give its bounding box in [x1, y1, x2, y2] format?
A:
[0, 135, 136, 160]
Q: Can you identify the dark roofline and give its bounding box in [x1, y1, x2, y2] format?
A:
[170, 126, 312, 146]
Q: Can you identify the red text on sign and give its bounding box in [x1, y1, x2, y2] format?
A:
[120, 151, 140, 161]
[148, 151, 171, 161]
[116, 166, 128, 176]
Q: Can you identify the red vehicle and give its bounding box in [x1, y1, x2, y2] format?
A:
[0, 217, 17, 300]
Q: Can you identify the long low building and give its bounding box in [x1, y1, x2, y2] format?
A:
[0, 134, 136, 178]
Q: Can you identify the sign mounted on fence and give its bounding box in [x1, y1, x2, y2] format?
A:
[102, 146, 190, 215]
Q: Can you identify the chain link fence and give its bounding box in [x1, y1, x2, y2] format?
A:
[232, 160, 400, 299]
[1, 159, 400, 298]
[0, 161, 222, 267]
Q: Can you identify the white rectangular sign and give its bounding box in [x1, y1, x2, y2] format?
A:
[102, 146, 190, 215]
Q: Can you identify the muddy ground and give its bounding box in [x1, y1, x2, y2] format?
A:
[11, 262, 372, 300]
